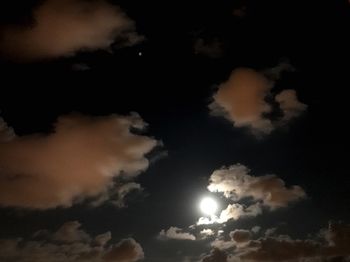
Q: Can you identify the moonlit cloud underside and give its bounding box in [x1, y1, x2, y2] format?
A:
[0, 221, 144, 262]
[0, 0, 143, 61]
[197, 164, 306, 225]
[0, 113, 157, 209]
[203, 222, 350, 262]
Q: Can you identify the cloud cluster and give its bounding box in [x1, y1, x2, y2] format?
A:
[208, 164, 306, 209]
[159, 227, 196, 241]
[210, 62, 307, 135]
[197, 164, 305, 225]
[0, 113, 158, 209]
[0, 0, 143, 61]
[203, 222, 350, 262]
[0, 221, 144, 262]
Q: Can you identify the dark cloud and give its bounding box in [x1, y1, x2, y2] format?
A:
[0, 221, 144, 262]
[194, 38, 223, 58]
[202, 248, 229, 262]
[230, 230, 251, 244]
[0, 113, 158, 209]
[0, 0, 143, 61]
[233, 6, 247, 18]
[209, 62, 307, 136]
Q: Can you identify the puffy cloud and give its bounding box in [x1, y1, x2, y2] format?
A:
[208, 164, 306, 209]
[211, 239, 236, 250]
[197, 203, 262, 225]
[275, 89, 308, 123]
[203, 222, 350, 262]
[264, 227, 277, 237]
[210, 230, 251, 252]
[159, 227, 196, 241]
[0, 0, 143, 61]
[0, 113, 158, 209]
[197, 164, 305, 225]
[230, 230, 251, 244]
[0, 221, 144, 262]
[202, 248, 229, 262]
[209, 62, 306, 135]
[251, 226, 261, 234]
[103, 238, 144, 262]
[52, 221, 91, 243]
[210, 68, 274, 135]
[201, 229, 216, 238]
[194, 38, 223, 58]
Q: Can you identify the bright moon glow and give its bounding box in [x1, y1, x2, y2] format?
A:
[200, 197, 218, 215]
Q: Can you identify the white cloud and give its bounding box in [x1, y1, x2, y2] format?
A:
[159, 227, 196, 241]
[208, 164, 306, 209]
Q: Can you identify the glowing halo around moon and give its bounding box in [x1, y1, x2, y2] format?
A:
[200, 197, 218, 216]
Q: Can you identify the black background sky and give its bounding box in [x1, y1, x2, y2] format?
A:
[0, 1, 349, 261]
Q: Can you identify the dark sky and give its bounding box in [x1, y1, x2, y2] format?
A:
[0, 1, 349, 262]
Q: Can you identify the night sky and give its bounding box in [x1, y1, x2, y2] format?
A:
[0, 1, 350, 262]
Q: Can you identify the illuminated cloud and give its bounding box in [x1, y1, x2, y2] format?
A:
[275, 89, 308, 123]
[0, 0, 143, 61]
[211, 239, 235, 250]
[197, 203, 262, 225]
[208, 164, 306, 209]
[200, 229, 215, 238]
[194, 38, 223, 58]
[0, 221, 144, 262]
[203, 222, 350, 262]
[209, 62, 306, 135]
[0, 113, 158, 209]
[159, 227, 196, 241]
[197, 164, 305, 225]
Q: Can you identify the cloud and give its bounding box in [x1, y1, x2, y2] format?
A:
[275, 89, 308, 123]
[197, 203, 262, 225]
[197, 164, 305, 225]
[52, 221, 91, 243]
[209, 62, 307, 135]
[0, 113, 158, 209]
[159, 227, 196, 241]
[207, 164, 306, 209]
[251, 226, 261, 234]
[194, 38, 223, 58]
[200, 229, 216, 238]
[210, 230, 251, 252]
[202, 248, 230, 262]
[203, 222, 350, 262]
[0, 0, 143, 61]
[230, 230, 251, 244]
[211, 239, 236, 251]
[0, 221, 144, 262]
[264, 227, 277, 237]
[103, 238, 144, 262]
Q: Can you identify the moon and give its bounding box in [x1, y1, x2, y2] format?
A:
[200, 197, 218, 216]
